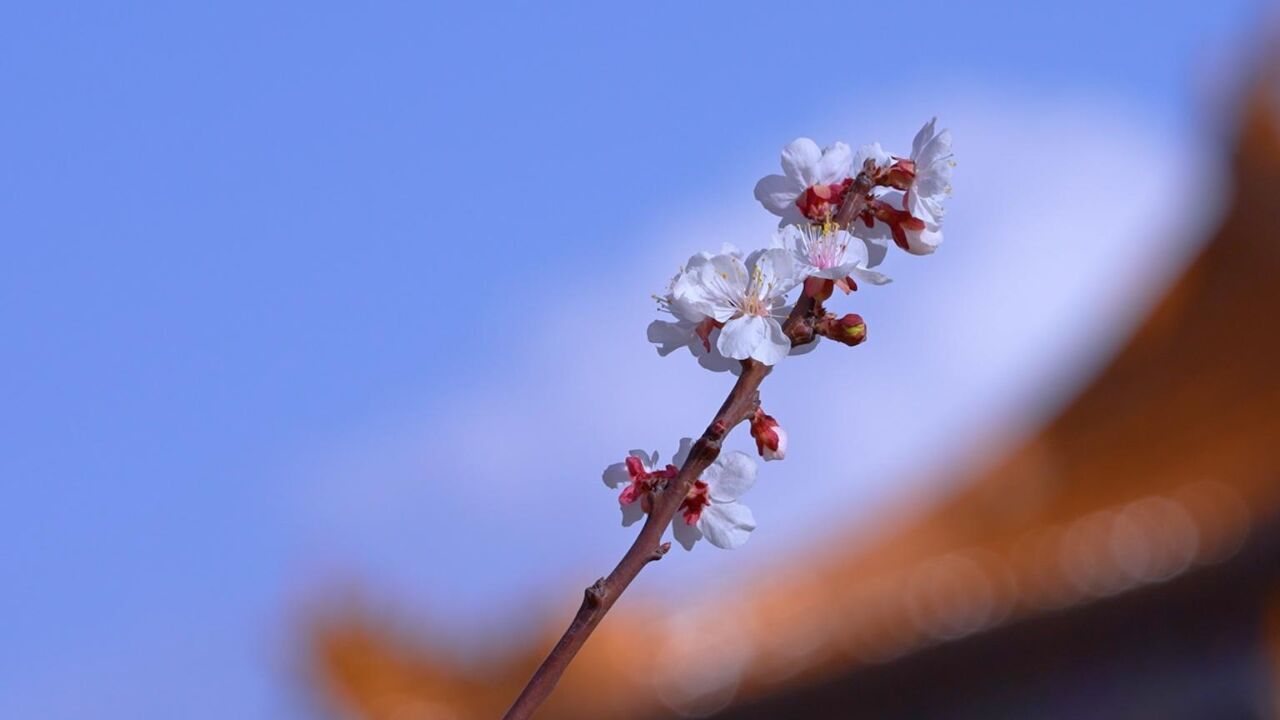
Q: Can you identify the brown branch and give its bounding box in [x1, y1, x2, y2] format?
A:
[502, 185, 870, 719]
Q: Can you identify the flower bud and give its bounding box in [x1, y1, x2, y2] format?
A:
[750, 407, 787, 462]
[817, 313, 867, 346]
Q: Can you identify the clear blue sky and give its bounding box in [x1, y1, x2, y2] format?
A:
[0, 1, 1268, 717]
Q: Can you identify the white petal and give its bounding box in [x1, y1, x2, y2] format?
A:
[703, 450, 757, 502]
[844, 233, 871, 265]
[770, 225, 797, 251]
[911, 117, 938, 160]
[718, 242, 743, 259]
[695, 253, 750, 323]
[905, 221, 944, 255]
[750, 319, 791, 366]
[750, 247, 800, 298]
[917, 127, 952, 166]
[853, 142, 892, 171]
[780, 138, 822, 185]
[693, 327, 744, 374]
[905, 189, 934, 226]
[764, 426, 787, 461]
[668, 265, 718, 323]
[813, 141, 853, 184]
[753, 174, 803, 216]
[828, 241, 891, 284]
[716, 315, 768, 361]
[672, 515, 703, 550]
[850, 265, 892, 285]
[862, 232, 890, 268]
[698, 501, 756, 549]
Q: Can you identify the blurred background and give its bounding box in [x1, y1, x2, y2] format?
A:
[3, 2, 1280, 718]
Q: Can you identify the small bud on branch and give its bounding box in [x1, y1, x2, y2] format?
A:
[749, 407, 787, 461]
[817, 313, 868, 346]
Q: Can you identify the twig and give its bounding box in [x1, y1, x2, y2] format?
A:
[501, 182, 869, 719]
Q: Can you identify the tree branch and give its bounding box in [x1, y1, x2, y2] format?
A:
[502, 184, 868, 719]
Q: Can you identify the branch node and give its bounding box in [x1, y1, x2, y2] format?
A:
[584, 578, 607, 608]
[647, 542, 672, 563]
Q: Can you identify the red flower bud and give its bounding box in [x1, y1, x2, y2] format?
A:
[749, 407, 787, 462]
[817, 313, 867, 346]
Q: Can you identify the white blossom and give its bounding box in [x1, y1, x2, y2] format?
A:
[670, 248, 800, 365]
[772, 224, 891, 287]
[603, 448, 675, 527]
[905, 117, 954, 225]
[673, 448, 758, 550]
[753, 138, 853, 225]
[647, 311, 818, 374]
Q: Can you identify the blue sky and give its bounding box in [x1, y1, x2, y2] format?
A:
[0, 1, 1269, 717]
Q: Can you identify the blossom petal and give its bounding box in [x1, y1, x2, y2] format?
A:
[905, 220, 944, 255]
[854, 142, 892, 172]
[917, 127, 952, 166]
[911, 117, 938, 160]
[693, 328, 745, 374]
[824, 243, 891, 285]
[749, 247, 799, 298]
[692, 253, 750, 323]
[716, 315, 768, 361]
[753, 319, 791, 366]
[753, 174, 803, 216]
[862, 232, 890, 268]
[780, 138, 822, 185]
[850, 265, 892, 285]
[672, 514, 703, 551]
[703, 450, 757, 502]
[771, 225, 800, 252]
[697, 501, 756, 549]
[812, 141, 853, 185]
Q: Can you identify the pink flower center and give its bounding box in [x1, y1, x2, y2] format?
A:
[805, 228, 848, 270]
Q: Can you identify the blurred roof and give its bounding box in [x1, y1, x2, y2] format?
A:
[309, 73, 1280, 720]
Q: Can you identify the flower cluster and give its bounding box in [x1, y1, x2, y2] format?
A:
[603, 439, 757, 550]
[617, 119, 953, 550]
